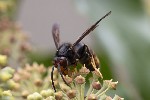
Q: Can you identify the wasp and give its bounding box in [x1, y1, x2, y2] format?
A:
[51, 11, 111, 92]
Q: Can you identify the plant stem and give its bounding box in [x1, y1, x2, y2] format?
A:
[97, 87, 110, 98]
[85, 78, 94, 100]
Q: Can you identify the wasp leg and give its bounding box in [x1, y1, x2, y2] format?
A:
[57, 64, 70, 86]
[51, 66, 56, 92]
[84, 44, 98, 70]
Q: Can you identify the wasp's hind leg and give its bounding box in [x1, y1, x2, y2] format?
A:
[84, 44, 100, 70]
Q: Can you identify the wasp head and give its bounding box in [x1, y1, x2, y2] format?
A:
[53, 56, 68, 68]
[55, 43, 76, 65]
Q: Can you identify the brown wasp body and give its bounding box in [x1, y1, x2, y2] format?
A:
[51, 11, 111, 92]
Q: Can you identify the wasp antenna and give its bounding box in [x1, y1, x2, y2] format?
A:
[51, 66, 56, 92]
[57, 64, 70, 86]
[73, 11, 111, 47]
[93, 11, 111, 26]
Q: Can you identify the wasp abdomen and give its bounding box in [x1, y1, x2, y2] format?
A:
[74, 43, 100, 71]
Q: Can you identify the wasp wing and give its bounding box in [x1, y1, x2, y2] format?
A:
[52, 23, 60, 49]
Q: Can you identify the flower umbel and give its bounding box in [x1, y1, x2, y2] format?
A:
[52, 65, 124, 100]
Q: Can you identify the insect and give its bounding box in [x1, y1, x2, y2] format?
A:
[51, 11, 111, 92]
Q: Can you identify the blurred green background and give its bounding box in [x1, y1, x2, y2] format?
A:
[1, 0, 150, 100]
[75, 0, 150, 100]
[73, 0, 150, 100]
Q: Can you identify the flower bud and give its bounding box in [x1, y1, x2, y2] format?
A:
[40, 89, 54, 98]
[103, 79, 112, 88]
[32, 92, 43, 99]
[18, 55, 25, 63]
[106, 96, 112, 100]
[22, 71, 31, 79]
[17, 68, 24, 75]
[25, 64, 33, 72]
[27, 94, 34, 100]
[0, 71, 12, 82]
[2, 67, 15, 75]
[99, 94, 107, 100]
[74, 75, 85, 84]
[66, 90, 76, 99]
[46, 89, 54, 97]
[38, 64, 46, 73]
[0, 55, 7, 66]
[27, 92, 42, 100]
[22, 90, 29, 99]
[32, 62, 39, 71]
[20, 42, 31, 52]
[13, 73, 21, 82]
[2, 48, 10, 56]
[64, 75, 73, 84]
[13, 83, 20, 90]
[34, 79, 43, 87]
[92, 81, 101, 90]
[45, 96, 55, 100]
[79, 65, 90, 74]
[55, 91, 63, 100]
[113, 95, 124, 100]
[9, 35, 16, 43]
[110, 81, 118, 90]
[88, 94, 98, 100]
[7, 79, 17, 89]
[1, 90, 14, 100]
[60, 83, 70, 92]
[40, 90, 47, 98]
[104, 80, 118, 90]
[2, 90, 12, 96]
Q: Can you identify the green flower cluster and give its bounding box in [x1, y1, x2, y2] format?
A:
[0, 55, 124, 100]
[0, 17, 31, 67]
[0, 0, 31, 68]
[0, 90, 14, 100]
[49, 65, 124, 100]
[12, 63, 52, 99]
[27, 89, 55, 100]
[0, 55, 16, 100]
[0, 54, 7, 67]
